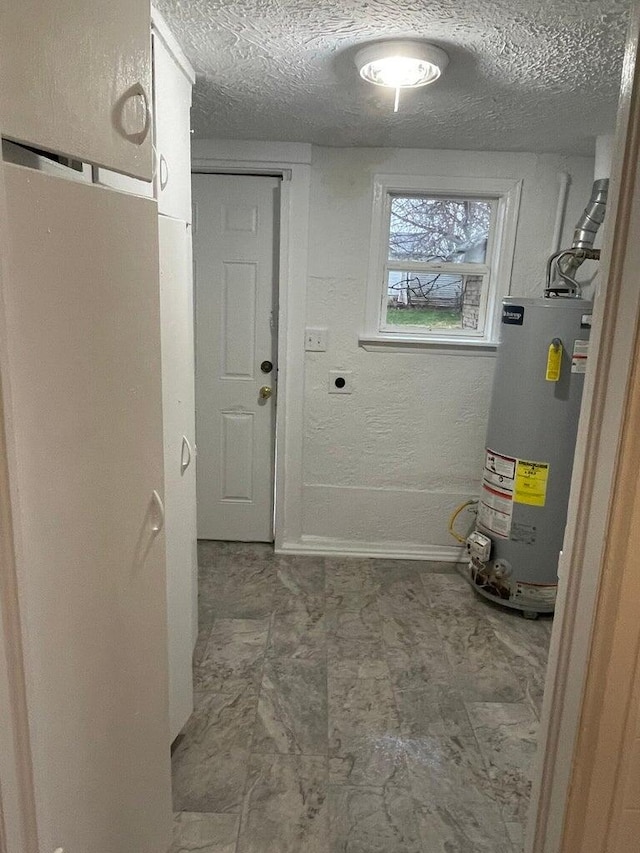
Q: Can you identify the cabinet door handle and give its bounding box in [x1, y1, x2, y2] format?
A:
[159, 154, 169, 190]
[181, 435, 192, 475]
[137, 84, 151, 143]
[115, 82, 151, 145]
[150, 490, 165, 535]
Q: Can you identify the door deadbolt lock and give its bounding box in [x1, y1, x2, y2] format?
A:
[259, 386, 273, 400]
[260, 360, 273, 374]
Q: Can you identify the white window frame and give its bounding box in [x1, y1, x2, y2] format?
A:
[360, 174, 522, 352]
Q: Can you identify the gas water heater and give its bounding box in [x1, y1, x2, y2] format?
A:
[463, 174, 609, 617]
[469, 297, 591, 615]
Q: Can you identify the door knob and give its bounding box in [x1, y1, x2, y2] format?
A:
[259, 386, 272, 400]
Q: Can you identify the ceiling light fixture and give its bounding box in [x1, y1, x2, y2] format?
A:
[355, 40, 448, 113]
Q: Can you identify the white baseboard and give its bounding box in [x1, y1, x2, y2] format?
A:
[276, 535, 466, 563]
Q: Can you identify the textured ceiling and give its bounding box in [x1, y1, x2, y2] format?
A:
[155, 0, 630, 154]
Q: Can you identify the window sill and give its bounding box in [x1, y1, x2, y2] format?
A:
[358, 333, 499, 355]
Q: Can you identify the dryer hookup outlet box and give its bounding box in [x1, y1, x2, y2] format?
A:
[328, 370, 353, 394]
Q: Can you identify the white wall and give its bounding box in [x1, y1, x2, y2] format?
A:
[299, 146, 595, 558]
[191, 139, 596, 559]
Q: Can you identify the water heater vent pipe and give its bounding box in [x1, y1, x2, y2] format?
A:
[545, 177, 609, 297]
[572, 178, 609, 250]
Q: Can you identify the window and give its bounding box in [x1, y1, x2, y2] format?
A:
[362, 174, 522, 350]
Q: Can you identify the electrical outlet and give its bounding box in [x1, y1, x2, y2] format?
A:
[328, 370, 353, 394]
[305, 327, 328, 352]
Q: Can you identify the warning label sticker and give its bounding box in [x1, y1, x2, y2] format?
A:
[514, 460, 550, 507]
[512, 582, 557, 607]
[481, 483, 514, 516]
[478, 497, 512, 539]
[571, 339, 589, 373]
[479, 452, 515, 539]
[480, 449, 551, 538]
[485, 449, 516, 483]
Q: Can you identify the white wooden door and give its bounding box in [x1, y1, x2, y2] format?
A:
[0, 0, 153, 179]
[159, 215, 198, 741]
[193, 174, 280, 542]
[2, 164, 172, 853]
[153, 27, 195, 222]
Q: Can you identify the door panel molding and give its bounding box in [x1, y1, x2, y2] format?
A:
[221, 412, 255, 502]
[221, 262, 258, 378]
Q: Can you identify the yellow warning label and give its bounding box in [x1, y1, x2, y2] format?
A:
[515, 460, 550, 506]
[546, 342, 563, 382]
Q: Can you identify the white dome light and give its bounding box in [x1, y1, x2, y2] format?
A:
[355, 40, 448, 111]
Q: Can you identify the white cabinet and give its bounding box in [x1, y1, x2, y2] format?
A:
[2, 164, 172, 853]
[153, 11, 195, 222]
[82, 10, 197, 741]
[159, 216, 198, 740]
[0, 0, 153, 180]
[79, 9, 195, 216]
[154, 8, 197, 741]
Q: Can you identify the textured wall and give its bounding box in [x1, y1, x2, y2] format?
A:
[301, 146, 596, 553]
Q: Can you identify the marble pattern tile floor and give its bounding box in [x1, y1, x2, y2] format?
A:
[171, 542, 552, 852]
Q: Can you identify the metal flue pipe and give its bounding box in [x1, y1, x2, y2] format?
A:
[572, 178, 609, 250]
[545, 177, 609, 297]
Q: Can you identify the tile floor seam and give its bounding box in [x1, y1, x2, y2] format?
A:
[379, 567, 463, 842]
[485, 617, 544, 715]
[323, 557, 330, 774]
[235, 605, 276, 849]
[462, 698, 519, 849]
[378, 575, 414, 787]
[193, 622, 214, 669]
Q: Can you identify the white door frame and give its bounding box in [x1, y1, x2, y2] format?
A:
[527, 5, 640, 851]
[191, 140, 311, 549]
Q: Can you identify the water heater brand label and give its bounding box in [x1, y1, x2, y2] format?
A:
[502, 305, 524, 325]
[514, 460, 550, 507]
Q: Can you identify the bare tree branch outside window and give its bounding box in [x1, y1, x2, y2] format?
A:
[389, 196, 492, 263]
[384, 196, 493, 329]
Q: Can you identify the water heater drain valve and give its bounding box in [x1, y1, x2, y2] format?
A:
[466, 531, 492, 563]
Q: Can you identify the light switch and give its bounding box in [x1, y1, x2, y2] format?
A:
[305, 327, 328, 352]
